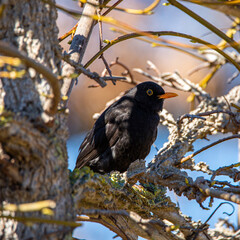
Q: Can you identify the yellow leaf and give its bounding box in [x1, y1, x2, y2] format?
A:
[41, 208, 54, 216]
[62, 96, 68, 101]
[187, 94, 195, 102]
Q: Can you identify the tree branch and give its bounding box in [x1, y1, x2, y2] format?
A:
[61, 0, 100, 105]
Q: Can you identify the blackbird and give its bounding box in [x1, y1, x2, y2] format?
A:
[75, 81, 177, 173]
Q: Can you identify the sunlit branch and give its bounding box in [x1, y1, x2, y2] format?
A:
[110, 28, 207, 62]
[167, 0, 240, 54]
[79, 0, 161, 15]
[84, 31, 240, 73]
[178, 134, 240, 165]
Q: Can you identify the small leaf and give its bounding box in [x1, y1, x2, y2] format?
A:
[199, 188, 204, 193]
[187, 94, 195, 102]
[171, 224, 179, 230]
[103, 39, 110, 44]
[210, 181, 216, 186]
[41, 208, 54, 216]
[62, 96, 68, 101]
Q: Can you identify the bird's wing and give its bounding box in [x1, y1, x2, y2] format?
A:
[75, 99, 130, 169]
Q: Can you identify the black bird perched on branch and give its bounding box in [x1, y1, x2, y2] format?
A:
[75, 81, 177, 173]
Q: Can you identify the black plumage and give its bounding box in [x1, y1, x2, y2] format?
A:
[75, 81, 177, 173]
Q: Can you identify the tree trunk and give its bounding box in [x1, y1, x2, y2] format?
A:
[0, 0, 74, 239]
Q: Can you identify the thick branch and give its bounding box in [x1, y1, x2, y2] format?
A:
[73, 168, 210, 240]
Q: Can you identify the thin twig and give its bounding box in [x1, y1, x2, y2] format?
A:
[134, 67, 211, 99]
[146, 60, 161, 77]
[213, 180, 240, 190]
[228, 71, 240, 84]
[80, 0, 160, 15]
[167, 0, 240, 54]
[84, 31, 240, 73]
[177, 110, 235, 131]
[102, 57, 137, 85]
[205, 202, 235, 224]
[192, 202, 235, 240]
[102, 0, 123, 16]
[62, 56, 125, 87]
[133, 68, 172, 87]
[188, 62, 211, 76]
[177, 114, 206, 126]
[111, 28, 207, 61]
[58, 0, 115, 43]
[178, 134, 240, 165]
[97, 7, 115, 85]
[211, 162, 240, 181]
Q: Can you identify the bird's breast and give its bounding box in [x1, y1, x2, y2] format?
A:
[116, 106, 159, 153]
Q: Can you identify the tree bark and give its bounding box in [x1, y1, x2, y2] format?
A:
[0, 0, 74, 239]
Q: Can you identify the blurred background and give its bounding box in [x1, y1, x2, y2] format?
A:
[56, 0, 239, 239]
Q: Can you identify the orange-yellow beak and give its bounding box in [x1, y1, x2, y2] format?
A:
[158, 92, 178, 99]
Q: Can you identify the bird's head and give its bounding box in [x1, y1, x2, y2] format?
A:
[127, 81, 177, 112]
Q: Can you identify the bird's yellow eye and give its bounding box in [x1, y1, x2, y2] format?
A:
[146, 89, 153, 96]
